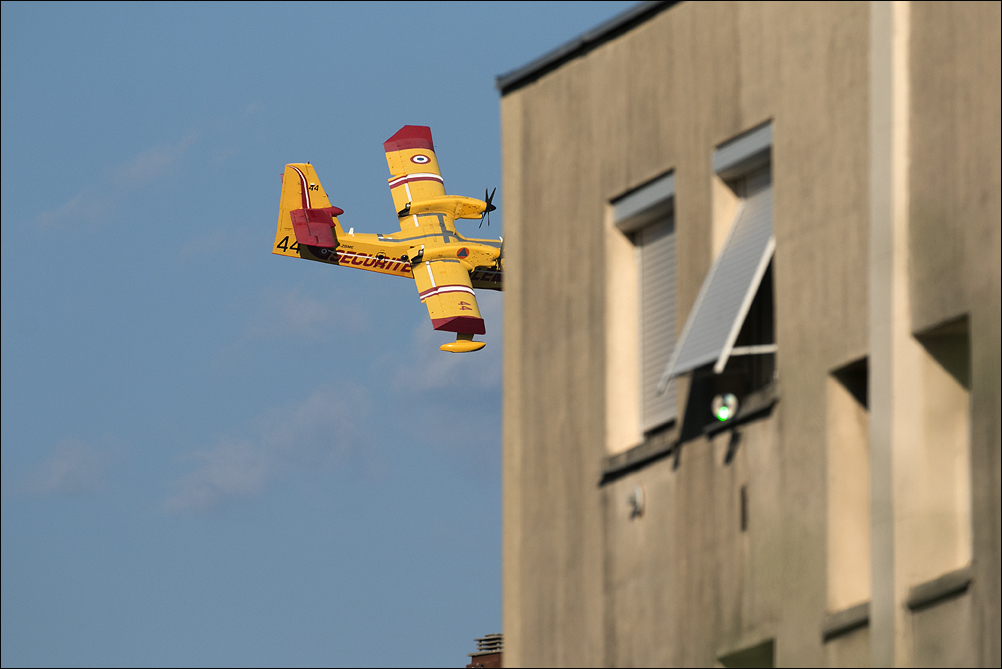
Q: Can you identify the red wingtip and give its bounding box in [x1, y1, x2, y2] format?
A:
[432, 316, 486, 335]
[384, 125, 434, 152]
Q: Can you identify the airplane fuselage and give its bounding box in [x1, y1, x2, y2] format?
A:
[275, 225, 504, 290]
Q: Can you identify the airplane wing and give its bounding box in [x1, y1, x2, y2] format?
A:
[384, 126, 450, 231]
[413, 259, 485, 336]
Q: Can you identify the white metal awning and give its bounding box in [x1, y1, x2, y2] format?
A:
[657, 181, 774, 393]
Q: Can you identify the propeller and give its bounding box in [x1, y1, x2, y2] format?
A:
[479, 187, 497, 228]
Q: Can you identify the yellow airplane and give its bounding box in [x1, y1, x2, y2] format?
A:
[271, 126, 503, 353]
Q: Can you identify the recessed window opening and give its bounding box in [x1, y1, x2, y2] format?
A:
[613, 171, 677, 435]
[910, 315, 972, 581]
[660, 123, 776, 433]
[827, 356, 871, 612]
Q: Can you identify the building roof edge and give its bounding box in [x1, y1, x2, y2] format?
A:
[496, 1, 680, 96]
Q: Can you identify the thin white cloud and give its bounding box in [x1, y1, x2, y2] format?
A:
[210, 101, 262, 163]
[244, 285, 368, 341]
[163, 440, 270, 512]
[36, 132, 197, 229]
[113, 133, 197, 187]
[178, 226, 255, 260]
[19, 439, 110, 496]
[392, 290, 503, 391]
[260, 387, 361, 465]
[35, 189, 114, 229]
[164, 386, 365, 512]
[210, 284, 369, 374]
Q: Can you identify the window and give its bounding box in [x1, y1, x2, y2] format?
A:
[827, 357, 871, 614]
[713, 166, 776, 399]
[613, 172, 677, 434]
[910, 315, 972, 582]
[658, 123, 775, 426]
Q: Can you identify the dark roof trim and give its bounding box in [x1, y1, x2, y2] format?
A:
[496, 1, 680, 96]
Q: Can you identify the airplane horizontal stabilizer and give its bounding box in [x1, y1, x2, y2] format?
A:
[291, 206, 343, 248]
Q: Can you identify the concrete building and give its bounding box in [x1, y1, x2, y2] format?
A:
[497, 2, 1000, 666]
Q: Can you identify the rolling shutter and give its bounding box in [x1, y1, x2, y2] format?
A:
[639, 216, 677, 431]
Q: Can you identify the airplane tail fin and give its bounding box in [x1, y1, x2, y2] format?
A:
[273, 163, 346, 257]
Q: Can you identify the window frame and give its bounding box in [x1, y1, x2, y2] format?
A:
[658, 122, 776, 393]
[612, 172, 677, 434]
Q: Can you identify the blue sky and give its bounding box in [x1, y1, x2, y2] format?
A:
[1, 2, 635, 666]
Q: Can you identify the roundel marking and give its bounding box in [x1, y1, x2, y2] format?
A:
[410, 154, 430, 164]
[457, 247, 470, 258]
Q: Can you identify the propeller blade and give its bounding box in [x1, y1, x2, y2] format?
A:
[481, 187, 497, 227]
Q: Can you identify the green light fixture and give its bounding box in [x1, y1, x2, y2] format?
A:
[712, 393, 739, 422]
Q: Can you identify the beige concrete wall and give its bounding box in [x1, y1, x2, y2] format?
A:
[500, 1, 1000, 666]
[598, 416, 785, 666]
[825, 626, 871, 669]
[908, 3, 1001, 665]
